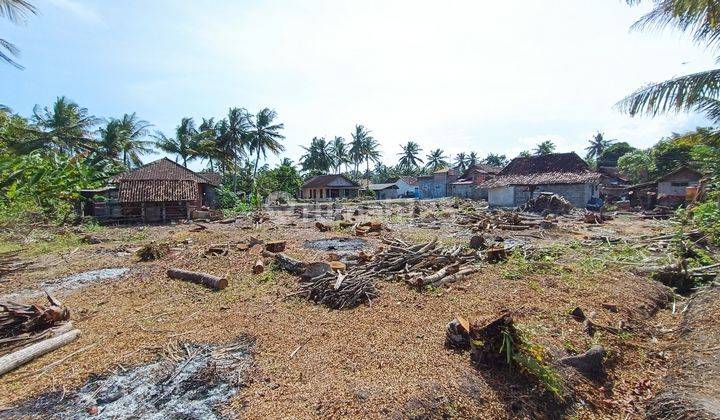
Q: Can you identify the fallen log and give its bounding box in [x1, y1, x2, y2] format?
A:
[167, 268, 228, 290]
[275, 253, 307, 275]
[0, 329, 81, 377]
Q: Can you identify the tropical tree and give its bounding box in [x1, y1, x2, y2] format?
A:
[1, 0, 37, 69]
[518, 150, 532, 158]
[619, 1, 720, 124]
[618, 150, 655, 184]
[219, 108, 251, 191]
[195, 117, 222, 171]
[28, 96, 99, 154]
[597, 142, 636, 167]
[97, 113, 153, 168]
[397, 141, 423, 171]
[350, 124, 373, 174]
[360, 136, 382, 177]
[154, 117, 198, 167]
[247, 108, 285, 184]
[534, 140, 556, 156]
[329, 136, 348, 174]
[482, 153, 508, 167]
[300, 137, 333, 174]
[453, 152, 468, 172]
[585, 132, 613, 160]
[467, 151, 479, 167]
[425, 148, 449, 172]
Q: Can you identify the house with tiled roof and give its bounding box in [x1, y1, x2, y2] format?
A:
[300, 174, 359, 200]
[79, 158, 221, 223]
[449, 164, 503, 199]
[481, 152, 601, 207]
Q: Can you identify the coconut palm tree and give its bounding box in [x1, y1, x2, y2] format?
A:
[98, 113, 153, 168]
[425, 148, 449, 172]
[350, 125, 372, 175]
[219, 108, 251, 191]
[154, 117, 198, 167]
[453, 152, 468, 172]
[1, 0, 37, 69]
[329, 136, 348, 174]
[361, 137, 382, 178]
[247, 108, 285, 183]
[482, 153, 508, 167]
[534, 140, 556, 156]
[467, 151, 479, 167]
[585, 132, 613, 160]
[300, 137, 333, 174]
[397, 141, 423, 171]
[618, 1, 720, 123]
[30, 96, 99, 154]
[196, 117, 221, 171]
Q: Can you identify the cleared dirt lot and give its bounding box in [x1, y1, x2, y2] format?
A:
[0, 201, 702, 418]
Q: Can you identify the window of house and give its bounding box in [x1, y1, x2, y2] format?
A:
[671, 182, 689, 187]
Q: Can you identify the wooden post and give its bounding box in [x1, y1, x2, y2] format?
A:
[162, 202, 166, 223]
[141, 202, 146, 222]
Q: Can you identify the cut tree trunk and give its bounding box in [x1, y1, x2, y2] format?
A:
[253, 260, 265, 274]
[167, 268, 228, 290]
[265, 241, 286, 253]
[275, 253, 307, 275]
[0, 329, 81, 377]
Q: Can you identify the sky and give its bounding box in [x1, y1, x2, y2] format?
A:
[1, 0, 717, 171]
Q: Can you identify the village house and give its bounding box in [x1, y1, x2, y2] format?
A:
[368, 177, 418, 199]
[418, 168, 460, 199]
[597, 166, 630, 202]
[449, 164, 503, 199]
[627, 166, 703, 208]
[482, 152, 601, 207]
[299, 174, 360, 200]
[79, 158, 220, 223]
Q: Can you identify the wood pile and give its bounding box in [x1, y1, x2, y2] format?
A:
[458, 210, 556, 232]
[519, 193, 573, 215]
[1, 292, 70, 353]
[0, 292, 80, 377]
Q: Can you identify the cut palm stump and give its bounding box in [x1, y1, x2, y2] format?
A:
[167, 268, 227, 290]
[264, 241, 286, 253]
[1, 292, 72, 356]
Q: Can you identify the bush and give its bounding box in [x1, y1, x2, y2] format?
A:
[216, 187, 240, 209]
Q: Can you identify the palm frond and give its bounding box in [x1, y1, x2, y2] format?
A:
[616, 68, 720, 121]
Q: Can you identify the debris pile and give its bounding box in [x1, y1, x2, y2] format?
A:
[519, 193, 573, 215]
[0, 292, 78, 377]
[458, 210, 556, 231]
[136, 242, 170, 261]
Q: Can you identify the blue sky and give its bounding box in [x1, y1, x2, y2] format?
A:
[1, 0, 716, 171]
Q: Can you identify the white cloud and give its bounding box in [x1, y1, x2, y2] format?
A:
[45, 0, 104, 25]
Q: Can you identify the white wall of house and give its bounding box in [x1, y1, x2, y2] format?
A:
[488, 186, 515, 206]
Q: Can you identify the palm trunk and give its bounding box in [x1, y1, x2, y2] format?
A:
[233, 153, 238, 193]
[252, 148, 261, 195]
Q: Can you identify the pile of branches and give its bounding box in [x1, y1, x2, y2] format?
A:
[1, 292, 70, 355]
[296, 269, 378, 310]
[519, 193, 573, 215]
[369, 237, 480, 288]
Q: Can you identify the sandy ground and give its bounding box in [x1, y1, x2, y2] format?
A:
[0, 202, 697, 418]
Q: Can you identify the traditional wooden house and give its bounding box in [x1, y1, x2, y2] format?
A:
[299, 174, 360, 200]
[449, 164, 503, 199]
[369, 177, 418, 199]
[482, 152, 601, 207]
[79, 158, 220, 223]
